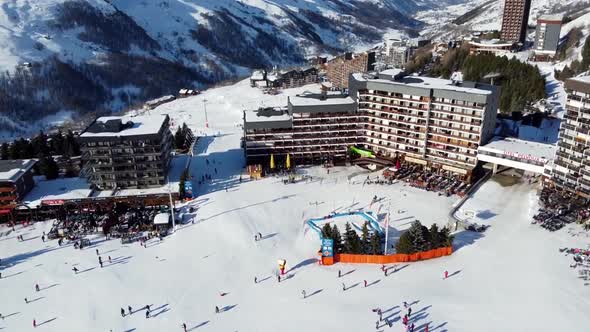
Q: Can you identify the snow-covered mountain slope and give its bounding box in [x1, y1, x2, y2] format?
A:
[420, 0, 590, 39]
[0, 0, 479, 138]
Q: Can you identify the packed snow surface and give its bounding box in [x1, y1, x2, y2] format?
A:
[1, 81, 590, 331]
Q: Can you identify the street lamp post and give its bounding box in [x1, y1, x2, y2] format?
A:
[167, 176, 176, 233]
[203, 98, 209, 128]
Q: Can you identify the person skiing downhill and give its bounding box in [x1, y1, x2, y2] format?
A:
[33, 319, 36, 328]
[254, 277, 257, 284]
[145, 310, 150, 319]
[182, 323, 187, 332]
[444, 270, 449, 279]
[408, 307, 412, 317]
[302, 290, 306, 299]
[120, 308, 125, 317]
[338, 270, 341, 278]
[364, 280, 367, 288]
[215, 306, 220, 314]
[402, 314, 408, 326]
[72, 267, 78, 274]
[342, 283, 346, 291]
[35, 284, 39, 292]
[128, 306, 133, 315]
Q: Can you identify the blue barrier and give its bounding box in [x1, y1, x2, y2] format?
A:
[306, 211, 384, 240]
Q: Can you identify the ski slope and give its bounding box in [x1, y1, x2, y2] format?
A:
[1, 81, 590, 331]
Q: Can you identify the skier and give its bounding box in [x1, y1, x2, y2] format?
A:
[120, 308, 125, 317]
[58, 238, 63, 246]
[146, 304, 151, 311]
[387, 319, 392, 327]
[33, 319, 36, 328]
[409, 323, 415, 332]
[402, 314, 408, 326]
[338, 270, 341, 278]
[277, 275, 281, 283]
[35, 284, 40, 292]
[378, 308, 382, 321]
[342, 283, 346, 291]
[41, 235, 45, 242]
[182, 323, 187, 332]
[302, 290, 306, 299]
[258, 232, 262, 240]
[24, 298, 28, 304]
[128, 306, 133, 315]
[108, 256, 112, 264]
[72, 267, 79, 274]
[145, 310, 150, 319]
[254, 276, 257, 284]
[364, 280, 367, 288]
[99, 257, 103, 268]
[96, 249, 99, 256]
[375, 321, 379, 329]
[403, 301, 408, 309]
[424, 324, 429, 332]
[215, 306, 220, 314]
[408, 307, 412, 317]
[444, 270, 448, 279]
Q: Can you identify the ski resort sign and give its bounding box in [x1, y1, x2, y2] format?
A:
[322, 238, 334, 257]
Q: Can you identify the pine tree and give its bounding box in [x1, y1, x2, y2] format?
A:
[408, 220, 431, 252]
[39, 155, 59, 180]
[369, 232, 382, 255]
[174, 126, 184, 150]
[343, 222, 354, 253]
[322, 223, 333, 239]
[360, 222, 370, 254]
[0, 143, 8, 160]
[331, 224, 342, 254]
[429, 224, 442, 249]
[395, 231, 414, 254]
[343, 222, 362, 254]
[440, 226, 453, 247]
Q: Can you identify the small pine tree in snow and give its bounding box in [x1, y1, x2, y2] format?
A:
[322, 223, 332, 239]
[408, 220, 431, 252]
[429, 224, 442, 249]
[360, 222, 370, 254]
[395, 231, 414, 254]
[369, 232, 382, 255]
[331, 224, 342, 253]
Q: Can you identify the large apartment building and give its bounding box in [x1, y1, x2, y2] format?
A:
[243, 92, 360, 166]
[551, 77, 590, 199]
[500, 0, 532, 44]
[326, 51, 376, 89]
[533, 15, 563, 60]
[244, 71, 500, 180]
[79, 114, 173, 190]
[349, 70, 499, 180]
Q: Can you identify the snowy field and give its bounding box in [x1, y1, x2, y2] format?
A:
[2, 81, 590, 331]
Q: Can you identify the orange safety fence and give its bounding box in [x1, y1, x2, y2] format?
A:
[321, 247, 452, 265]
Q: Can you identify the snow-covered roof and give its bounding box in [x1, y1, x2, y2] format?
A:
[469, 39, 513, 47]
[538, 15, 563, 22]
[80, 114, 167, 138]
[478, 137, 556, 162]
[352, 73, 493, 95]
[0, 159, 37, 182]
[251, 70, 265, 80]
[153, 212, 170, 225]
[244, 108, 291, 123]
[570, 76, 590, 84]
[289, 92, 355, 107]
[23, 177, 92, 208]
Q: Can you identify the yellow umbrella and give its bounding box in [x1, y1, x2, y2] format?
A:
[270, 154, 275, 169]
[286, 154, 291, 169]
